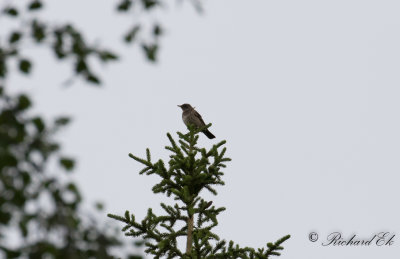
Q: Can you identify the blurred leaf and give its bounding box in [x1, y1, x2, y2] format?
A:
[54, 47, 66, 59]
[124, 25, 141, 43]
[117, 0, 132, 11]
[86, 73, 100, 84]
[19, 59, 32, 74]
[75, 59, 87, 73]
[95, 202, 104, 211]
[71, 36, 86, 56]
[66, 182, 78, 192]
[0, 56, 6, 78]
[47, 143, 60, 153]
[98, 51, 118, 62]
[31, 20, 46, 42]
[0, 211, 12, 224]
[21, 171, 32, 185]
[141, 0, 158, 9]
[13, 190, 26, 206]
[134, 240, 145, 247]
[43, 178, 56, 188]
[28, 1, 43, 10]
[3, 248, 21, 258]
[53, 29, 66, 59]
[142, 43, 158, 62]
[59, 157, 75, 171]
[19, 220, 28, 237]
[4, 7, 18, 17]
[153, 24, 162, 36]
[17, 94, 32, 110]
[28, 0, 43, 10]
[54, 117, 71, 126]
[9, 32, 22, 44]
[32, 117, 45, 132]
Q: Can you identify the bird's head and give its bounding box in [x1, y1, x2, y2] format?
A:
[178, 103, 193, 111]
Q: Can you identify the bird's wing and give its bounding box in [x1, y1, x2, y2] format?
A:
[194, 110, 206, 126]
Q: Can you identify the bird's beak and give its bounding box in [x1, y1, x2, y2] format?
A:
[177, 105, 181, 107]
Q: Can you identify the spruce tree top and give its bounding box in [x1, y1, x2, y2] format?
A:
[108, 125, 290, 258]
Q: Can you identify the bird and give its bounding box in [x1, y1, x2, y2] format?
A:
[178, 103, 215, 139]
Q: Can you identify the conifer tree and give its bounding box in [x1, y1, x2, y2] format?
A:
[108, 125, 290, 258]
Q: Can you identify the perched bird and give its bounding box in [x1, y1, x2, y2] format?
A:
[178, 103, 215, 139]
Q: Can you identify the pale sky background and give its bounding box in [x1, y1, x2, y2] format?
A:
[6, 0, 400, 258]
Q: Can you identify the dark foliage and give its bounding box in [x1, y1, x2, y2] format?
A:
[0, 0, 200, 87]
[0, 88, 142, 258]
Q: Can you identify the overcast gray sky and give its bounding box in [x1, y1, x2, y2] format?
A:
[9, 0, 400, 258]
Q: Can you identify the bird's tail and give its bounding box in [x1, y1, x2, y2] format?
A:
[202, 129, 215, 139]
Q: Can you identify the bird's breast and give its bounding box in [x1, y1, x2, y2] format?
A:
[182, 110, 196, 126]
[182, 112, 190, 125]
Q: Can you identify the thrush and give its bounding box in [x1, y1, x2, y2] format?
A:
[178, 103, 215, 139]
